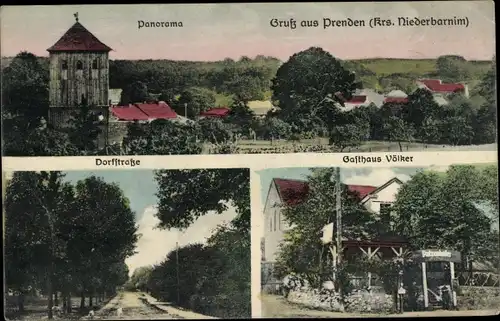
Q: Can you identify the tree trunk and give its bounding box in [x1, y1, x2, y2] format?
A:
[47, 267, 54, 319]
[89, 295, 93, 307]
[80, 293, 85, 310]
[67, 293, 72, 313]
[62, 294, 67, 312]
[398, 141, 403, 152]
[54, 291, 58, 306]
[17, 292, 25, 313]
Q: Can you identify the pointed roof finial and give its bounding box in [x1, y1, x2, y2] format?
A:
[74, 12, 79, 22]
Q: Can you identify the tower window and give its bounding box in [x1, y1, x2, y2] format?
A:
[92, 58, 99, 69]
[76, 61, 83, 70]
[61, 60, 68, 70]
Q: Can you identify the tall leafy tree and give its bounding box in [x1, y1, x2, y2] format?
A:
[2, 51, 49, 129]
[393, 165, 499, 272]
[177, 87, 217, 118]
[271, 47, 360, 131]
[274, 168, 381, 287]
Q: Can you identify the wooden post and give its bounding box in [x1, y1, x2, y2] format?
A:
[450, 262, 457, 307]
[335, 167, 344, 311]
[422, 262, 428, 309]
[176, 242, 180, 305]
[367, 247, 372, 290]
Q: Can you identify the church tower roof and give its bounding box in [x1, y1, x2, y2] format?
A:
[47, 18, 112, 52]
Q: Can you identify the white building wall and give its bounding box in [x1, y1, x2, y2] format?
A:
[263, 182, 287, 263]
[362, 180, 402, 213]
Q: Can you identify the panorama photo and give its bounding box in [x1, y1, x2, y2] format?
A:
[258, 165, 499, 317]
[1, 2, 496, 156]
[3, 169, 250, 320]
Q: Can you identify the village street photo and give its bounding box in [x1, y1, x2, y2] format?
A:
[3, 168, 250, 320]
[258, 165, 499, 317]
[1, 2, 496, 156]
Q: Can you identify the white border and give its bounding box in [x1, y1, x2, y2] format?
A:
[1, 151, 497, 171]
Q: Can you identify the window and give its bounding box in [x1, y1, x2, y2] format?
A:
[76, 61, 83, 70]
[278, 211, 281, 231]
[92, 58, 99, 69]
[61, 60, 68, 70]
[380, 203, 391, 226]
[269, 217, 272, 232]
[274, 211, 277, 231]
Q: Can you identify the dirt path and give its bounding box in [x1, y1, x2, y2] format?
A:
[87, 292, 181, 320]
[261, 294, 499, 318]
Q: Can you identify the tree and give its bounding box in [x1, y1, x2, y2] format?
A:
[126, 266, 153, 292]
[3, 120, 79, 156]
[418, 116, 442, 145]
[329, 112, 370, 151]
[71, 176, 139, 306]
[151, 169, 251, 318]
[440, 115, 474, 145]
[262, 117, 291, 141]
[121, 80, 149, 104]
[227, 99, 255, 134]
[4, 171, 70, 318]
[402, 88, 441, 129]
[383, 116, 415, 152]
[2, 51, 49, 129]
[198, 118, 232, 144]
[436, 55, 470, 82]
[68, 105, 102, 154]
[274, 168, 381, 287]
[393, 165, 499, 273]
[122, 120, 202, 155]
[271, 47, 360, 131]
[154, 169, 249, 231]
[177, 87, 217, 118]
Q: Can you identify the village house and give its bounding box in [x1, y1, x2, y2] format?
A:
[416, 78, 469, 105]
[262, 177, 404, 265]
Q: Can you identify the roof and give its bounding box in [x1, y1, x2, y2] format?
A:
[384, 97, 409, 104]
[47, 22, 112, 52]
[272, 178, 378, 206]
[360, 177, 404, 204]
[248, 100, 274, 115]
[418, 79, 465, 93]
[136, 102, 177, 119]
[110, 105, 149, 121]
[345, 95, 367, 104]
[200, 107, 231, 118]
[386, 90, 408, 98]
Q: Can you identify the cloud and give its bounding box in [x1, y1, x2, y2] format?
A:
[342, 168, 412, 186]
[125, 204, 238, 276]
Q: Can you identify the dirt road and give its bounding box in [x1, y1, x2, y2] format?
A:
[89, 292, 182, 320]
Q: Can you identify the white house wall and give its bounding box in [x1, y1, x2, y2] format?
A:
[363, 180, 402, 214]
[263, 182, 287, 263]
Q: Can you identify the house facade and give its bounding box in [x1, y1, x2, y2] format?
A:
[262, 177, 404, 264]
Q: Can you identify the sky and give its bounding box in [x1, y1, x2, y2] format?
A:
[1, 2, 495, 61]
[63, 170, 237, 276]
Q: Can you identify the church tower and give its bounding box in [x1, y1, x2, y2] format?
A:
[47, 13, 112, 127]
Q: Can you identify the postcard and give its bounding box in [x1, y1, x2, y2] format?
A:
[1, 1, 496, 157]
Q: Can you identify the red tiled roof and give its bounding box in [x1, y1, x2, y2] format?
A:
[347, 185, 378, 199]
[384, 97, 409, 104]
[273, 178, 377, 206]
[418, 79, 465, 93]
[110, 105, 149, 121]
[47, 22, 112, 52]
[136, 102, 177, 119]
[200, 107, 231, 117]
[345, 95, 367, 104]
